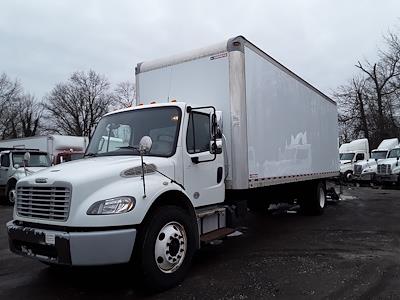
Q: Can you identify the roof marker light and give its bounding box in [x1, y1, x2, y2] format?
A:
[150, 101, 156, 104]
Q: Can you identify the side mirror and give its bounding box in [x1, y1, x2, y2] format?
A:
[23, 152, 31, 163]
[139, 136, 153, 154]
[210, 140, 223, 154]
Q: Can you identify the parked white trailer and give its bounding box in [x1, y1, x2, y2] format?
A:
[0, 135, 88, 164]
[7, 36, 339, 291]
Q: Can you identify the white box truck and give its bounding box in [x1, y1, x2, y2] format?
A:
[7, 36, 339, 291]
[339, 138, 369, 180]
[0, 135, 88, 164]
[353, 138, 398, 182]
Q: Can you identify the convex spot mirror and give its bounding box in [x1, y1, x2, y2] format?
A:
[210, 139, 223, 154]
[14, 164, 20, 169]
[139, 136, 152, 154]
[23, 152, 31, 163]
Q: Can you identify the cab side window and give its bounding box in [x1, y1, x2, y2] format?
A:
[187, 112, 211, 154]
[1, 154, 10, 167]
[355, 153, 364, 161]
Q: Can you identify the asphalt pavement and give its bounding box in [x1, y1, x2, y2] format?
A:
[1, 186, 400, 299]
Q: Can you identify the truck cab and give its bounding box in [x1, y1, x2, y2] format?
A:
[376, 146, 400, 185]
[339, 138, 369, 180]
[0, 149, 51, 204]
[7, 102, 226, 289]
[353, 138, 399, 182]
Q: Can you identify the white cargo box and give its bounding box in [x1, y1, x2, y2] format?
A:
[136, 36, 339, 190]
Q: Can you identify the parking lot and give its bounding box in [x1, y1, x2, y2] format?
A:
[1, 186, 400, 299]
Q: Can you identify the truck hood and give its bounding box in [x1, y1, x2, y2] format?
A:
[18, 156, 175, 187]
[377, 158, 399, 168]
[355, 159, 378, 170]
[13, 166, 49, 180]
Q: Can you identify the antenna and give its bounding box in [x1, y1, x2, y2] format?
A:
[167, 67, 173, 102]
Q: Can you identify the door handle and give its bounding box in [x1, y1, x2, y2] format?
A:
[217, 167, 223, 183]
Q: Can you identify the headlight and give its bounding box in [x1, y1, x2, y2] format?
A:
[87, 196, 136, 215]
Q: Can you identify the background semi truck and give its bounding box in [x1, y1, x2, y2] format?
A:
[339, 138, 369, 180]
[353, 138, 398, 182]
[7, 36, 339, 290]
[0, 149, 51, 204]
[376, 144, 400, 185]
[0, 135, 88, 165]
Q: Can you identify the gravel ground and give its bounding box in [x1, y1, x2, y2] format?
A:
[1, 186, 400, 299]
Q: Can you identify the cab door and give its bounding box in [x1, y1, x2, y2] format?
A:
[183, 110, 225, 207]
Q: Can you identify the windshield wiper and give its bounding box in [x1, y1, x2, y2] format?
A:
[85, 152, 98, 157]
[117, 146, 140, 153]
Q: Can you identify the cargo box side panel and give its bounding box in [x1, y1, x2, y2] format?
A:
[244, 46, 339, 187]
[137, 53, 233, 180]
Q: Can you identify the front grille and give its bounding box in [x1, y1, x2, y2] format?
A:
[377, 164, 391, 175]
[354, 165, 363, 175]
[16, 186, 71, 221]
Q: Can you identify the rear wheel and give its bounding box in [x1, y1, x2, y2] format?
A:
[300, 181, 326, 216]
[134, 206, 196, 291]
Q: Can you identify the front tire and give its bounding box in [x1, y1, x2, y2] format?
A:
[6, 181, 17, 205]
[135, 206, 197, 291]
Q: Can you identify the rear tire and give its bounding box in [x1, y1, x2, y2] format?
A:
[300, 181, 326, 216]
[134, 205, 197, 292]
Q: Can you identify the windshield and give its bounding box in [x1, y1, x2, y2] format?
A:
[340, 153, 355, 161]
[86, 107, 181, 157]
[388, 148, 400, 158]
[12, 152, 51, 167]
[371, 151, 387, 160]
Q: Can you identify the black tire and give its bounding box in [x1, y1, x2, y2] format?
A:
[134, 205, 197, 292]
[6, 180, 17, 205]
[344, 171, 353, 182]
[300, 181, 326, 216]
[247, 199, 268, 214]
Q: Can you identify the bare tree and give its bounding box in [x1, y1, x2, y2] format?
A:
[113, 81, 135, 108]
[0, 73, 42, 139]
[355, 33, 400, 140]
[336, 30, 400, 148]
[43, 70, 113, 136]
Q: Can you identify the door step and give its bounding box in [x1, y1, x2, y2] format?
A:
[200, 227, 236, 243]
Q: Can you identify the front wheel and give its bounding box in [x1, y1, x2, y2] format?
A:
[135, 206, 197, 291]
[7, 181, 17, 205]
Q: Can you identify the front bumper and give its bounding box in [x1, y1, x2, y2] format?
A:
[353, 173, 375, 182]
[7, 221, 136, 266]
[376, 174, 399, 183]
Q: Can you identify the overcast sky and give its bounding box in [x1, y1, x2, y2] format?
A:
[1, 0, 400, 99]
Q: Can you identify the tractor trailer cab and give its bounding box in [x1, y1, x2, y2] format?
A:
[353, 138, 398, 182]
[7, 36, 339, 291]
[339, 138, 369, 180]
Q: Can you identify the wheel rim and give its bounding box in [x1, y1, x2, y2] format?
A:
[154, 221, 187, 274]
[319, 186, 326, 208]
[8, 189, 16, 204]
